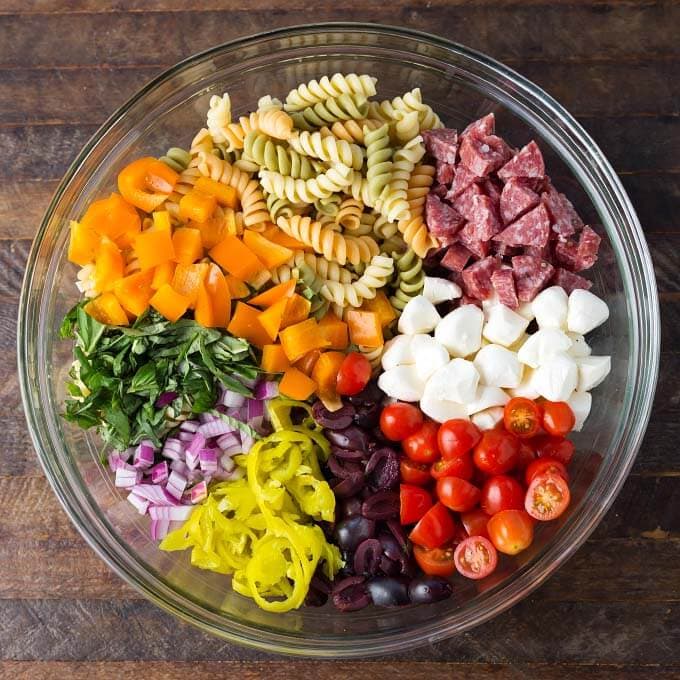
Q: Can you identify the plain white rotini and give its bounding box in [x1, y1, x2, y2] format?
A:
[369, 87, 443, 132]
[289, 130, 364, 170]
[347, 171, 375, 207]
[206, 94, 233, 144]
[259, 163, 353, 203]
[257, 95, 283, 111]
[190, 127, 216, 157]
[406, 163, 435, 218]
[284, 73, 377, 111]
[378, 135, 425, 223]
[76, 264, 98, 298]
[320, 254, 394, 307]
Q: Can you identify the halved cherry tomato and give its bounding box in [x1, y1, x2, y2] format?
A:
[400, 458, 431, 486]
[534, 435, 575, 465]
[409, 502, 457, 549]
[400, 484, 433, 525]
[436, 476, 480, 512]
[336, 352, 371, 396]
[461, 509, 490, 539]
[524, 457, 569, 486]
[380, 403, 423, 441]
[487, 509, 534, 555]
[454, 536, 498, 579]
[525, 473, 571, 521]
[438, 419, 482, 460]
[480, 475, 525, 516]
[473, 429, 520, 475]
[431, 453, 474, 481]
[403, 421, 441, 464]
[542, 401, 575, 437]
[516, 440, 537, 469]
[503, 397, 542, 439]
[413, 543, 457, 577]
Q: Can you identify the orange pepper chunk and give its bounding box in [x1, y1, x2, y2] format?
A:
[242, 230, 294, 269]
[295, 349, 322, 376]
[151, 210, 172, 233]
[172, 227, 204, 265]
[171, 263, 209, 308]
[118, 157, 178, 213]
[360, 290, 398, 328]
[227, 302, 271, 348]
[346, 310, 384, 348]
[257, 296, 289, 342]
[94, 238, 124, 293]
[225, 273, 250, 299]
[179, 189, 217, 224]
[249, 280, 296, 308]
[113, 269, 154, 317]
[262, 225, 313, 252]
[209, 234, 267, 284]
[261, 344, 290, 373]
[279, 318, 331, 363]
[280, 294, 312, 329]
[151, 261, 176, 290]
[194, 177, 239, 209]
[84, 292, 129, 326]
[134, 227, 175, 271]
[194, 284, 215, 328]
[312, 351, 345, 397]
[279, 367, 317, 401]
[68, 220, 101, 266]
[204, 264, 231, 328]
[80, 193, 141, 248]
[192, 210, 231, 250]
[149, 283, 190, 322]
[318, 312, 349, 350]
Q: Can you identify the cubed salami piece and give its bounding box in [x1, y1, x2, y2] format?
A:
[456, 227, 490, 259]
[512, 255, 555, 302]
[461, 113, 495, 139]
[493, 241, 523, 258]
[491, 268, 519, 309]
[493, 203, 551, 248]
[500, 178, 540, 225]
[524, 242, 552, 260]
[462, 256, 501, 300]
[431, 183, 448, 199]
[541, 182, 584, 239]
[458, 134, 512, 177]
[482, 178, 503, 208]
[425, 193, 465, 243]
[446, 165, 481, 200]
[441, 243, 473, 272]
[459, 295, 483, 308]
[436, 162, 455, 186]
[552, 267, 593, 294]
[498, 141, 545, 182]
[452, 183, 483, 221]
[576, 225, 601, 270]
[461, 194, 502, 241]
[422, 128, 459, 165]
[553, 239, 580, 271]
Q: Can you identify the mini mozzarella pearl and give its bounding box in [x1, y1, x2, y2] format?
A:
[435, 304, 484, 358]
[398, 295, 441, 335]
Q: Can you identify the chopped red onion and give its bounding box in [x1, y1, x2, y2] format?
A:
[186, 432, 206, 456]
[180, 420, 200, 433]
[198, 412, 216, 424]
[133, 440, 155, 469]
[165, 470, 187, 500]
[197, 419, 235, 438]
[178, 431, 195, 442]
[120, 447, 134, 462]
[199, 448, 219, 473]
[115, 465, 142, 489]
[240, 431, 254, 454]
[150, 519, 170, 540]
[220, 389, 246, 408]
[246, 398, 264, 421]
[216, 432, 240, 451]
[185, 449, 200, 471]
[148, 505, 194, 522]
[191, 481, 208, 504]
[130, 484, 179, 505]
[162, 438, 184, 461]
[220, 454, 236, 473]
[170, 459, 189, 476]
[155, 391, 178, 408]
[108, 452, 125, 472]
[254, 380, 279, 400]
[127, 492, 150, 515]
[150, 461, 169, 484]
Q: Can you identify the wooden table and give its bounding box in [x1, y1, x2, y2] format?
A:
[1, 2, 678, 678]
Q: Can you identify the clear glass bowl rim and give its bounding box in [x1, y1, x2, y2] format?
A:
[18, 22, 660, 658]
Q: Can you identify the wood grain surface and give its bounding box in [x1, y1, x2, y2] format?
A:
[1, 2, 678, 678]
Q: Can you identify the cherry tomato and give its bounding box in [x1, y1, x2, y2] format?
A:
[431, 453, 474, 481]
[400, 458, 431, 486]
[409, 502, 457, 549]
[503, 397, 542, 439]
[461, 509, 490, 539]
[480, 475, 525, 516]
[438, 419, 482, 460]
[380, 403, 424, 442]
[525, 473, 571, 521]
[403, 421, 441, 464]
[454, 536, 498, 579]
[516, 440, 537, 469]
[487, 509, 535, 555]
[542, 401, 575, 437]
[524, 457, 569, 486]
[473, 429, 520, 475]
[413, 543, 457, 577]
[436, 476, 481, 512]
[336, 352, 372, 396]
[400, 484, 433, 525]
[534, 435, 575, 465]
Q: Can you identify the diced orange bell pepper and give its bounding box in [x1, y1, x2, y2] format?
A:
[262, 225, 313, 252]
[118, 157, 179, 213]
[192, 209, 232, 250]
[279, 367, 317, 401]
[256, 296, 289, 342]
[84, 292, 129, 326]
[151, 261, 176, 290]
[149, 283, 190, 322]
[360, 290, 398, 328]
[209, 234, 267, 284]
[318, 312, 349, 350]
[281, 294, 312, 329]
[194, 284, 215, 328]
[179, 189, 217, 224]
[80, 193, 141, 248]
[225, 273, 250, 299]
[151, 210, 172, 232]
[227, 302, 271, 348]
[249, 280, 296, 308]
[194, 176, 239, 209]
[171, 263, 209, 308]
[346, 310, 384, 348]
[311, 351, 345, 397]
[94, 238, 124, 293]
[279, 318, 331, 363]
[204, 264, 231, 328]
[134, 227, 175, 271]
[261, 344, 291, 373]
[172, 227, 203, 265]
[242, 230, 294, 269]
[68, 220, 101, 266]
[295, 349, 322, 376]
[113, 269, 154, 317]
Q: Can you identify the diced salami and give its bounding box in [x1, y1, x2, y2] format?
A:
[425, 193, 465, 244]
[524, 243, 552, 260]
[422, 128, 459, 165]
[462, 256, 501, 300]
[446, 165, 481, 200]
[456, 228, 490, 259]
[552, 268, 593, 294]
[576, 225, 601, 270]
[493, 242, 523, 258]
[541, 182, 584, 239]
[461, 194, 502, 242]
[461, 113, 495, 140]
[458, 134, 512, 177]
[491, 268, 519, 309]
[431, 183, 448, 199]
[493, 203, 551, 248]
[482, 178, 503, 208]
[512, 255, 555, 302]
[441, 243, 473, 272]
[500, 178, 540, 225]
[436, 162, 455, 186]
[553, 239, 580, 271]
[452, 183, 483, 221]
[498, 141, 545, 182]
[459, 295, 483, 308]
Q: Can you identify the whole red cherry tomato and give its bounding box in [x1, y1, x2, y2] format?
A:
[409, 502, 457, 549]
[436, 476, 481, 512]
[516, 440, 538, 470]
[431, 453, 474, 481]
[525, 473, 571, 521]
[380, 403, 423, 441]
[336, 352, 372, 396]
[461, 509, 490, 539]
[524, 457, 569, 486]
[534, 435, 575, 465]
[487, 509, 535, 555]
[480, 475, 525, 516]
[473, 429, 520, 475]
[400, 484, 433, 525]
[503, 397, 542, 438]
[403, 421, 441, 464]
[454, 536, 498, 579]
[400, 458, 431, 486]
[438, 419, 482, 460]
[542, 401, 576, 437]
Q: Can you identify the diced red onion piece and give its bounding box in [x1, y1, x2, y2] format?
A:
[217, 432, 240, 450]
[180, 420, 200, 433]
[240, 431, 254, 454]
[165, 470, 188, 500]
[115, 466, 142, 489]
[197, 419, 235, 438]
[127, 492, 149, 515]
[185, 449, 199, 471]
[149, 461, 169, 485]
[150, 519, 170, 540]
[120, 447, 134, 462]
[220, 389, 246, 408]
[133, 441, 155, 469]
[108, 452, 125, 472]
[178, 431, 195, 442]
[162, 438, 184, 461]
[220, 454, 236, 473]
[191, 481, 208, 504]
[199, 448, 219, 473]
[246, 398, 265, 421]
[254, 380, 279, 400]
[170, 459, 189, 476]
[148, 505, 194, 522]
[186, 432, 206, 456]
[130, 484, 177, 505]
[198, 412, 217, 424]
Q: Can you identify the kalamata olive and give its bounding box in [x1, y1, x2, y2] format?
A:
[353, 538, 383, 576]
[331, 445, 365, 461]
[366, 447, 399, 490]
[378, 532, 402, 561]
[335, 515, 376, 552]
[362, 491, 399, 520]
[347, 380, 382, 405]
[366, 576, 411, 607]
[408, 576, 454, 604]
[398, 554, 417, 578]
[325, 426, 369, 452]
[313, 402, 355, 429]
[339, 496, 363, 518]
[331, 576, 371, 612]
[305, 573, 333, 607]
[353, 402, 381, 429]
[331, 472, 365, 498]
[386, 518, 408, 552]
[328, 455, 364, 479]
[379, 554, 401, 576]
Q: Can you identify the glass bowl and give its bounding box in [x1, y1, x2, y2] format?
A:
[18, 23, 659, 657]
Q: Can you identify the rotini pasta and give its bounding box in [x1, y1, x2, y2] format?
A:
[364, 123, 393, 204]
[284, 73, 377, 111]
[372, 213, 399, 240]
[159, 147, 191, 173]
[357, 344, 385, 374]
[243, 131, 322, 179]
[259, 163, 353, 203]
[396, 214, 438, 258]
[335, 197, 363, 231]
[163, 165, 200, 220]
[389, 248, 425, 311]
[378, 135, 425, 223]
[272, 250, 354, 286]
[289, 130, 364, 170]
[206, 94, 232, 145]
[320, 254, 394, 307]
[216, 108, 295, 152]
[314, 193, 342, 217]
[391, 110, 420, 145]
[290, 93, 370, 131]
[406, 163, 435, 218]
[321, 118, 382, 145]
[368, 87, 443, 132]
[265, 192, 309, 222]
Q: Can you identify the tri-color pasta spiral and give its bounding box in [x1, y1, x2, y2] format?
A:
[368, 87, 443, 132]
[378, 135, 425, 223]
[289, 130, 364, 170]
[406, 163, 435, 218]
[272, 250, 353, 286]
[284, 73, 377, 111]
[396, 214, 437, 258]
[290, 94, 370, 131]
[335, 197, 364, 231]
[159, 147, 191, 173]
[320, 254, 394, 307]
[320, 118, 382, 145]
[259, 164, 354, 203]
[243, 131, 322, 179]
[214, 108, 295, 152]
[364, 123, 394, 204]
[389, 248, 425, 311]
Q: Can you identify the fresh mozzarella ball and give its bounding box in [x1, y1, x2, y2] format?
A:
[567, 332, 592, 358]
[381, 334, 414, 370]
[577, 355, 611, 392]
[508, 333, 530, 352]
[377, 365, 425, 402]
[473, 344, 523, 389]
[420, 381, 469, 423]
[516, 300, 536, 321]
[567, 391, 592, 431]
[482, 292, 500, 319]
[517, 328, 573, 369]
[435, 304, 484, 357]
[465, 385, 510, 414]
[423, 277, 462, 305]
[411, 334, 450, 381]
[398, 295, 441, 335]
[532, 286, 569, 329]
[531, 352, 578, 402]
[483, 304, 530, 348]
[471, 406, 505, 431]
[425, 359, 480, 404]
[567, 289, 610, 335]
[508, 367, 540, 400]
